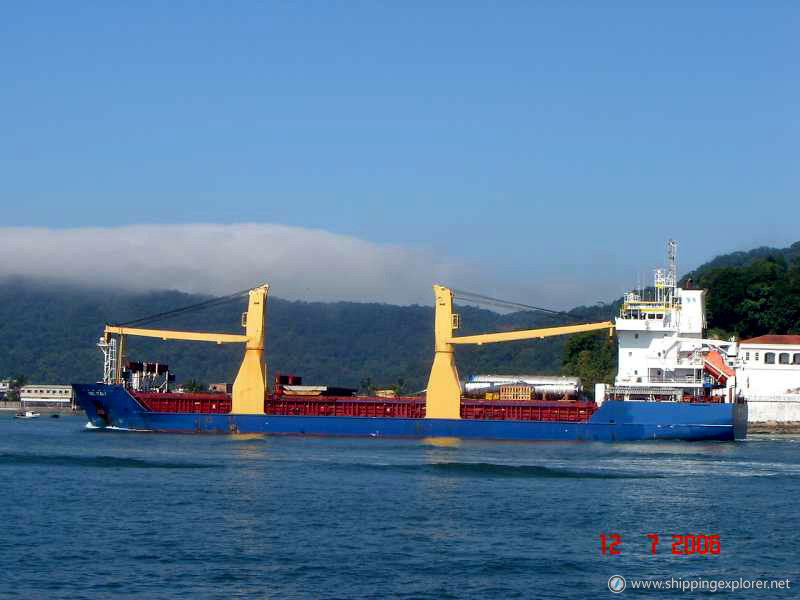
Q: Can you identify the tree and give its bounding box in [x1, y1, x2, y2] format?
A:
[4, 375, 26, 403]
[561, 332, 617, 398]
[697, 254, 800, 339]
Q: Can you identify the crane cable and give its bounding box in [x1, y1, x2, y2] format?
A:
[450, 288, 583, 324]
[114, 288, 252, 328]
[115, 285, 593, 328]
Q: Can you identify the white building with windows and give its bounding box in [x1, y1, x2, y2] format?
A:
[734, 336, 800, 422]
[736, 336, 800, 395]
[20, 385, 74, 407]
[0, 379, 11, 400]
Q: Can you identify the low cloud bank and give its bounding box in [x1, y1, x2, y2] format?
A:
[0, 223, 489, 305]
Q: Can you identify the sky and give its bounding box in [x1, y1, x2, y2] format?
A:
[1, 2, 798, 307]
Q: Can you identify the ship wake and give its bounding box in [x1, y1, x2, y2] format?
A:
[348, 461, 660, 479]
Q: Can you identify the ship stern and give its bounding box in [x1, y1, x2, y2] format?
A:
[733, 400, 748, 440]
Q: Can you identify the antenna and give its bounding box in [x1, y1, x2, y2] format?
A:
[666, 239, 677, 289]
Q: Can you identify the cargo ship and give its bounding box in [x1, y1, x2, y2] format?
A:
[73, 380, 745, 440]
[73, 243, 747, 441]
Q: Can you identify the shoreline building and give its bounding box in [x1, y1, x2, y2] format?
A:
[735, 335, 800, 423]
[20, 385, 75, 409]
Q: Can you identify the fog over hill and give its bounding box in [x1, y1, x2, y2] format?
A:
[0, 223, 596, 308]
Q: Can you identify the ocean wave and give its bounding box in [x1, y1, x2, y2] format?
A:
[0, 452, 217, 469]
[348, 461, 659, 479]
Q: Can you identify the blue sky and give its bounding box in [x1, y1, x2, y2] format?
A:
[2, 2, 798, 306]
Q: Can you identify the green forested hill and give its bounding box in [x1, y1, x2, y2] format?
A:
[683, 241, 800, 281]
[690, 254, 800, 339]
[0, 277, 615, 391]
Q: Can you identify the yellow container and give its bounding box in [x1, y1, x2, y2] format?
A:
[498, 385, 533, 401]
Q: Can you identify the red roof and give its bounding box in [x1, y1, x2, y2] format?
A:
[739, 335, 800, 345]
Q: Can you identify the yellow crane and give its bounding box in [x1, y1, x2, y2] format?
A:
[101, 282, 610, 419]
[103, 284, 269, 414]
[425, 285, 614, 419]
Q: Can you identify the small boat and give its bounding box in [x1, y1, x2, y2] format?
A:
[15, 410, 41, 419]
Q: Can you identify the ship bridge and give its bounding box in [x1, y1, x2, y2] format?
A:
[614, 240, 731, 399]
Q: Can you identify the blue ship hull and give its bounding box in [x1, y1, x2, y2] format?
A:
[72, 384, 748, 441]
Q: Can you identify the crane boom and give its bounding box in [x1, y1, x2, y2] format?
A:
[104, 326, 248, 344]
[449, 321, 614, 345]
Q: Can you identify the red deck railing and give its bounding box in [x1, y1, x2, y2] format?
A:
[134, 392, 232, 414]
[461, 400, 596, 422]
[265, 396, 426, 418]
[133, 391, 598, 422]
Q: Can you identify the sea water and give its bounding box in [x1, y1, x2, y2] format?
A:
[1, 414, 798, 599]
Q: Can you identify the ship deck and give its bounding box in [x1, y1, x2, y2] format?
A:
[132, 391, 598, 422]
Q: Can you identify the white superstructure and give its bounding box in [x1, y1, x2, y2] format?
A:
[612, 240, 735, 401]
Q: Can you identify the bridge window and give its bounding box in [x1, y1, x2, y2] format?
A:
[755, 352, 760, 361]
[779, 353, 790, 364]
[794, 354, 800, 365]
[765, 352, 776, 364]
[745, 352, 750, 361]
